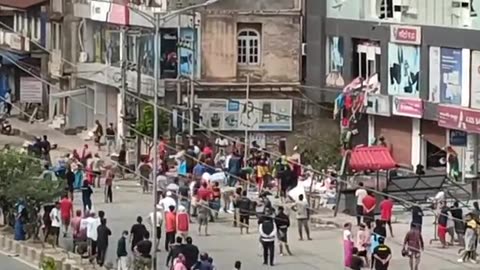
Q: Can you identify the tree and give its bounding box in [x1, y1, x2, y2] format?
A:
[297, 129, 342, 172]
[135, 104, 170, 155]
[0, 151, 64, 240]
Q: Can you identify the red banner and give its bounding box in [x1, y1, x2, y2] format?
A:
[438, 105, 480, 133]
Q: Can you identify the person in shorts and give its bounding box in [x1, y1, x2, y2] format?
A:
[197, 200, 209, 236]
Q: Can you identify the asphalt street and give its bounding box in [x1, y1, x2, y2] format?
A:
[55, 185, 478, 270]
[0, 133, 477, 269]
[0, 253, 35, 269]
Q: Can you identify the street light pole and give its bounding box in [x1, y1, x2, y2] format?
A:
[152, 13, 160, 270]
[189, 12, 196, 136]
[244, 74, 250, 158]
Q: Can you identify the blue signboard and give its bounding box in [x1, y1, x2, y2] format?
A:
[449, 130, 467, 146]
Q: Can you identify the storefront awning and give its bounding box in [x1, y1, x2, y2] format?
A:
[348, 146, 397, 171]
[0, 50, 27, 65]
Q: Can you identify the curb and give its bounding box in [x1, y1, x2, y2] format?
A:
[0, 233, 89, 270]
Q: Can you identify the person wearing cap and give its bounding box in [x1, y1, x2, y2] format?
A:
[177, 205, 190, 239]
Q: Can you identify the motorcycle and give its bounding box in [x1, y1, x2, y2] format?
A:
[0, 116, 12, 135]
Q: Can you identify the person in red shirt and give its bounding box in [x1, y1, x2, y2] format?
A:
[70, 210, 83, 250]
[165, 205, 177, 251]
[176, 206, 190, 239]
[362, 192, 376, 229]
[203, 142, 213, 158]
[380, 195, 394, 237]
[197, 182, 212, 202]
[59, 194, 73, 237]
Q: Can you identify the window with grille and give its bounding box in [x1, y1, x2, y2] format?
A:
[237, 29, 260, 65]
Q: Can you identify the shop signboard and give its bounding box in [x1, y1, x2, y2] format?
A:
[90, 0, 130, 25]
[390, 25, 421, 45]
[392, 96, 423, 118]
[449, 130, 467, 146]
[438, 105, 480, 133]
[365, 94, 391, 116]
[20, 77, 43, 103]
[195, 98, 292, 131]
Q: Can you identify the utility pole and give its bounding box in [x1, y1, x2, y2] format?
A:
[120, 27, 128, 141]
[152, 13, 160, 270]
[136, 38, 144, 165]
[188, 12, 196, 136]
[244, 74, 250, 157]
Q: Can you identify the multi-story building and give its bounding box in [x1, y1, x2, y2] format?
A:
[306, 0, 480, 178]
[0, 0, 49, 119]
[194, 0, 303, 148]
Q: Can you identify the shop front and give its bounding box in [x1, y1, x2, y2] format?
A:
[373, 96, 423, 168]
[438, 105, 479, 180]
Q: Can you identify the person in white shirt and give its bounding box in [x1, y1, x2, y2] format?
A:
[85, 211, 101, 258]
[355, 182, 367, 226]
[259, 215, 277, 266]
[215, 137, 229, 150]
[148, 206, 164, 251]
[48, 202, 61, 247]
[158, 191, 176, 213]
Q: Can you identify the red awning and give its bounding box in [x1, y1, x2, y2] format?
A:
[348, 146, 397, 171]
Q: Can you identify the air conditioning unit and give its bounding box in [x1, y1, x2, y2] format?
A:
[452, 0, 472, 27]
[302, 43, 306, 56]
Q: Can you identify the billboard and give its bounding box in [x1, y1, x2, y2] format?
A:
[195, 99, 293, 131]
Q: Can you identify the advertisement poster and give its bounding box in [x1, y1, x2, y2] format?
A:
[429, 46, 441, 102]
[439, 47, 462, 105]
[195, 99, 292, 131]
[471, 51, 480, 109]
[326, 36, 344, 88]
[179, 28, 196, 77]
[160, 28, 178, 79]
[387, 43, 420, 97]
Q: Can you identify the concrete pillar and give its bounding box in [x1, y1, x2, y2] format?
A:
[465, 133, 478, 178]
[411, 119, 421, 168]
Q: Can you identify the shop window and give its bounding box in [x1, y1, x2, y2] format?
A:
[352, 40, 381, 82]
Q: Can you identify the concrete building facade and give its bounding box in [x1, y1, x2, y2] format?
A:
[306, 0, 480, 177]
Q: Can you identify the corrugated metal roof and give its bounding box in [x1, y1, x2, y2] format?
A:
[0, 0, 46, 9]
[349, 146, 397, 172]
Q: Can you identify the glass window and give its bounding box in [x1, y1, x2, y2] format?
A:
[237, 29, 260, 65]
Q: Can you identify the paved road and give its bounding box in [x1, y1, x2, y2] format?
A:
[50, 184, 477, 270]
[0, 253, 35, 269]
[0, 131, 476, 269]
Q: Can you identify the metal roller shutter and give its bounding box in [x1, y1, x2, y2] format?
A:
[374, 115, 412, 167]
[421, 120, 446, 148]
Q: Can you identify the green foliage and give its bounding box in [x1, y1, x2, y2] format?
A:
[297, 129, 342, 171]
[0, 151, 64, 235]
[39, 256, 56, 270]
[135, 104, 170, 141]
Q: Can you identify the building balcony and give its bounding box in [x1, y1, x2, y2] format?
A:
[327, 0, 480, 30]
[73, 0, 199, 28]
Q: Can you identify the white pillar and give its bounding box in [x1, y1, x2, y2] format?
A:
[368, 115, 375, 145]
[465, 133, 478, 179]
[411, 119, 421, 168]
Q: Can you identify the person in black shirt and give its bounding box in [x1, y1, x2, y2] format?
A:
[183, 237, 199, 269]
[166, 236, 185, 267]
[130, 216, 148, 251]
[118, 144, 127, 179]
[116, 231, 128, 270]
[350, 247, 364, 270]
[96, 218, 112, 267]
[41, 135, 52, 165]
[410, 205, 423, 233]
[437, 203, 449, 248]
[373, 219, 387, 239]
[105, 123, 116, 156]
[275, 206, 292, 256]
[237, 190, 251, 234]
[66, 166, 75, 200]
[451, 201, 465, 246]
[134, 232, 153, 270]
[373, 237, 392, 270]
